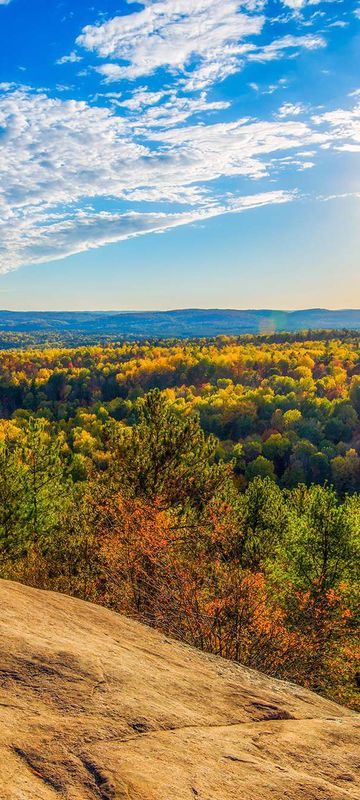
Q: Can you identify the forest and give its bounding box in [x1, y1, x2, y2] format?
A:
[0, 331, 359, 710]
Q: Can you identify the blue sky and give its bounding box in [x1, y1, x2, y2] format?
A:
[0, 0, 359, 310]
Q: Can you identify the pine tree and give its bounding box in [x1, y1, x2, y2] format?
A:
[0, 434, 27, 560]
[21, 418, 69, 551]
[109, 389, 231, 512]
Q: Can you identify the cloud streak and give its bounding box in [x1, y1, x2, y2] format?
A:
[0, 193, 295, 271]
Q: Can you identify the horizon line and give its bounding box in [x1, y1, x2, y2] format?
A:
[1, 307, 360, 315]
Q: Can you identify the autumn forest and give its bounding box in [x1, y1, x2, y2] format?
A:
[0, 331, 359, 710]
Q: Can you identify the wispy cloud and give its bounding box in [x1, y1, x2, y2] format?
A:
[56, 51, 82, 65]
[77, 0, 265, 86]
[77, 1, 326, 91]
[247, 33, 325, 62]
[0, 193, 294, 272]
[313, 101, 360, 151]
[277, 102, 308, 117]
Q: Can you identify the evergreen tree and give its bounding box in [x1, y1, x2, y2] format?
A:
[21, 418, 70, 551]
[285, 484, 355, 592]
[110, 389, 231, 512]
[0, 434, 27, 559]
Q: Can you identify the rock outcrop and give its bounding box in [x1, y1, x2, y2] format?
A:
[0, 579, 359, 799]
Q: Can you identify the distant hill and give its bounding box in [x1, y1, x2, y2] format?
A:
[0, 308, 360, 337]
[1, 579, 359, 800]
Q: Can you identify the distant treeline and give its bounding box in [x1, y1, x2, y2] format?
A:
[1, 327, 359, 350]
[0, 307, 360, 336]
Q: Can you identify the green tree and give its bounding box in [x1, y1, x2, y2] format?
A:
[237, 477, 288, 568]
[245, 455, 275, 482]
[263, 433, 292, 477]
[349, 377, 360, 416]
[331, 450, 360, 495]
[110, 389, 231, 512]
[285, 484, 356, 592]
[0, 435, 27, 561]
[21, 418, 70, 550]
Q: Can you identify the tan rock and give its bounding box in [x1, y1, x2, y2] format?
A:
[0, 579, 359, 799]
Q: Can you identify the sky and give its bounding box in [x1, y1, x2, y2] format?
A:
[0, 0, 359, 311]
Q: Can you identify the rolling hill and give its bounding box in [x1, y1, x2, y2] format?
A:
[0, 308, 360, 337]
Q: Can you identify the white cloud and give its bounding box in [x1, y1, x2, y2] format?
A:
[145, 115, 327, 183]
[248, 34, 325, 62]
[313, 102, 360, 151]
[0, 82, 328, 273]
[0, 192, 294, 272]
[278, 101, 307, 117]
[2, 80, 359, 273]
[281, 0, 306, 7]
[117, 87, 166, 110]
[280, 0, 332, 8]
[56, 52, 82, 65]
[77, 1, 264, 85]
[95, 63, 124, 82]
[0, 1, 12, 5]
[92, 29, 326, 91]
[76, 2, 326, 91]
[321, 192, 360, 202]
[248, 77, 289, 96]
[127, 90, 230, 128]
[0, 86, 322, 212]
